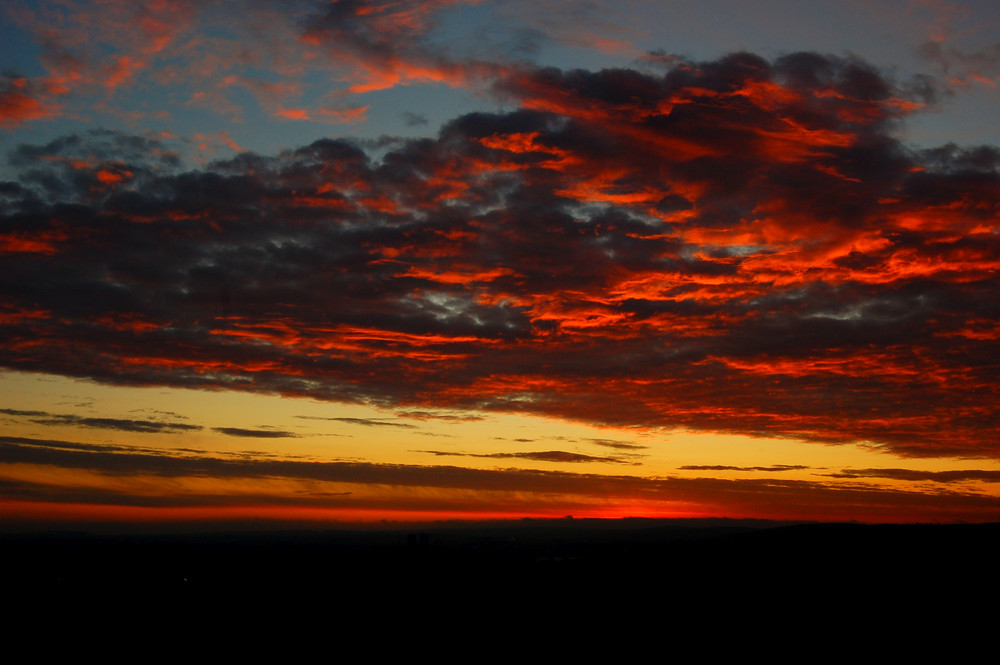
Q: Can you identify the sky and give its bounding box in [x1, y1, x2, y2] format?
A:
[1, 0, 999, 529]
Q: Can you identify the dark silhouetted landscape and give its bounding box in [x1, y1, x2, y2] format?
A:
[6, 519, 998, 625]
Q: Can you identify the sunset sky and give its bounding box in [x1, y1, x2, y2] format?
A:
[2, 0, 999, 529]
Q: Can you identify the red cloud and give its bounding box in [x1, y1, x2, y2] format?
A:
[0, 77, 58, 127]
[1, 53, 998, 460]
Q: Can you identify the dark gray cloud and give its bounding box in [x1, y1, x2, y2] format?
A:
[0, 408, 49, 417]
[680, 465, 810, 472]
[826, 468, 1000, 483]
[416, 448, 630, 464]
[213, 427, 300, 438]
[1, 408, 202, 434]
[587, 438, 648, 451]
[395, 410, 485, 422]
[298, 416, 417, 429]
[2, 51, 999, 459]
[402, 111, 429, 127]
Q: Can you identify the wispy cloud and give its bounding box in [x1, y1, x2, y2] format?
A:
[587, 438, 648, 451]
[1, 408, 201, 434]
[415, 449, 632, 464]
[395, 410, 485, 422]
[213, 427, 300, 439]
[0, 75, 60, 128]
[681, 465, 809, 473]
[826, 468, 1000, 483]
[297, 416, 417, 429]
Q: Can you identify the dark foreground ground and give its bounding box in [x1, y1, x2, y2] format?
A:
[4, 518, 997, 638]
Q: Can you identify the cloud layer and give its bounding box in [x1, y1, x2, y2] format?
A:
[2, 50, 998, 458]
[3, 435, 998, 523]
[1, 0, 489, 129]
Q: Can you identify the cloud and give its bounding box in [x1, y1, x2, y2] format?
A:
[298, 0, 486, 93]
[416, 449, 631, 464]
[4, 1, 642, 133]
[395, 410, 485, 422]
[3, 435, 998, 521]
[0, 408, 202, 434]
[0, 408, 49, 418]
[826, 468, 1000, 483]
[5, 0, 202, 111]
[5, 1, 396, 128]
[680, 465, 809, 473]
[298, 416, 417, 429]
[213, 427, 300, 438]
[1, 52, 998, 459]
[402, 112, 430, 127]
[587, 438, 648, 451]
[917, 36, 1000, 91]
[0, 75, 59, 128]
